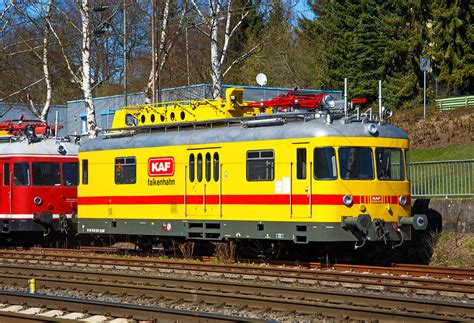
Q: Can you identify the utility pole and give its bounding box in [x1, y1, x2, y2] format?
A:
[123, 0, 128, 106]
[92, 3, 129, 106]
[185, 22, 190, 86]
[420, 57, 430, 119]
[151, 0, 156, 105]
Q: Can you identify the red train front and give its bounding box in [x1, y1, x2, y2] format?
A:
[0, 120, 79, 242]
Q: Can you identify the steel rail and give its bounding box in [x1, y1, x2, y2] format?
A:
[1, 249, 473, 281]
[0, 252, 473, 297]
[330, 263, 474, 280]
[0, 264, 473, 321]
[0, 290, 250, 322]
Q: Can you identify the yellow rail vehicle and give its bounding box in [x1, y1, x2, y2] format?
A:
[78, 107, 427, 252]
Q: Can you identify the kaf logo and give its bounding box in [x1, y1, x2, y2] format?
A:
[371, 195, 382, 203]
[148, 157, 175, 177]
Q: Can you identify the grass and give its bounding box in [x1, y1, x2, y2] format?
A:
[430, 232, 474, 268]
[410, 143, 474, 162]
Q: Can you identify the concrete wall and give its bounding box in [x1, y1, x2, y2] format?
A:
[417, 198, 474, 233]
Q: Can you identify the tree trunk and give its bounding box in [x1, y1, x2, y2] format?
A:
[79, 0, 96, 137]
[40, 0, 53, 122]
[210, 16, 222, 99]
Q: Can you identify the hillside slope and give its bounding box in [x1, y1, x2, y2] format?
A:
[392, 107, 473, 149]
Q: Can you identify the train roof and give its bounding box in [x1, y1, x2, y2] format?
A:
[80, 113, 408, 153]
[0, 137, 79, 157]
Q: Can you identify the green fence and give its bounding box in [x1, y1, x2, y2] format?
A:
[410, 159, 474, 198]
[436, 95, 474, 111]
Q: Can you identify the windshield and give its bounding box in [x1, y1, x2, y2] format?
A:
[338, 147, 374, 180]
[32, 162, 60, 186]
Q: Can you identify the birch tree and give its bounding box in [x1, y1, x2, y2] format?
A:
[78, 0, 96, 136]
[1, 0, 53, 121]
[190, 0, 263, 99]
[39, 0, 96, 136]
[27, 0, 53, 121]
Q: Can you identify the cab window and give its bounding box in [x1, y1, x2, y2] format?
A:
[314, 148, 337, 180]
[14, 162, 30, 186]
[32, 162, 60, 186]
[375, 148, 404, 180]
[339, 147, 374, 180]
[63, 162, 79, 186]
[115, 157, 136, 184]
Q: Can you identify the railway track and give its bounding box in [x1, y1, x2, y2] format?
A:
[4, 247, 473, 280]
[0, 249, 473, 299]
[0, 263, 473, 321]
[0, 290, 246, 322]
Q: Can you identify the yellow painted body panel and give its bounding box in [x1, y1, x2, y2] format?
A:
[78, 136, 411, 224]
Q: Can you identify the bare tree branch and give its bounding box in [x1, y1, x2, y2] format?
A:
[222, 41, 263, 78]
[26, 93, 41, 119]
[0, 0, 15, 32]
[0, 78, 45, 102]
[0, 0, 14, 21]
[45, 14, 81, 84]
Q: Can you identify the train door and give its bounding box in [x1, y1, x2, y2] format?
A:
[0, 160, 7, 214]
[291, 145, 312, 218]
[185, 149, 221, 218]
[10, 161, 30, 215]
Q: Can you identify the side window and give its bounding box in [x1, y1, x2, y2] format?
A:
[246, 150, 274, 181]
[13, 162, 30, 186]
[189, 154, 195, 182]
[205, 152, 211, 182]
[213, 152, 219, 182]
[63, 162, 79, 186]
[3, 163, 9, 186]
[82, 159, 88, 185]
[197, 153, 203, 182]
[314, 148, 337, 180]
[115, 157, 136, 184]
[296, 148, 306, 179]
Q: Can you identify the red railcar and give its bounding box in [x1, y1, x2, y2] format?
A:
[0, 120, 79, 239]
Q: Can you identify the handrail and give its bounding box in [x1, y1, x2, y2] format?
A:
[436, 95, 474, 110]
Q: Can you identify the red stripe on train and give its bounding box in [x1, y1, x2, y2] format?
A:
[77, 194, 403, 206]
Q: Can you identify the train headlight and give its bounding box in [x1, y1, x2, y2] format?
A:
[57, 145, 67, 155]
[33, 197, 42, 206]
[343, 194, 353, 206]
[367, 123, 378, 135]
[323, 95, 336, 109]
[399, 195, 407, 206]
